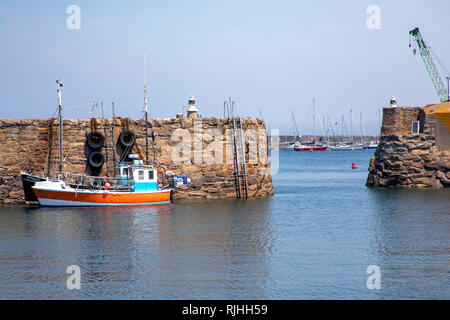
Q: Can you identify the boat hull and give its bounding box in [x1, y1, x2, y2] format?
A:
[294, 146, 328, 151]
[21, 173, 46, 205]
[32, 188, 172, 207]
[329, 146, 364, 151]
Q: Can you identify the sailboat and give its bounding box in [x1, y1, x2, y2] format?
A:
[285, 111, 301, 149]
[21, 77, 180, 207]
[359, 112, 378, 149]
[329, 111, 363, 151]
[294, 99, 328, 151]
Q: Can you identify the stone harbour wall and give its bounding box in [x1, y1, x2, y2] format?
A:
[0, 117, 274, 204]
[366, 105, 450, 188]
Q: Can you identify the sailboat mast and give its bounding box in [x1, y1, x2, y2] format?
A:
[291, 111, 298, 139]
[360, 112, 365, 144]
[312, 99, 316, 145]
[328, 116, 336, 145]
[56, 79, 63, 175]
[322, 116, 327, 143]
[144, 53, 149, 165]
[350, 109, 353, 143]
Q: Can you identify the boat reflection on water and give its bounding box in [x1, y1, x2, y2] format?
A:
[0, 199, 274, 299]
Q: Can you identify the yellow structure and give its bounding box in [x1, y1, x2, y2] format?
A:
[424, 101, 450, 130]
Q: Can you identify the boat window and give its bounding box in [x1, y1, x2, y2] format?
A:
[148, 170, 154, 180]
[122, 168, 128, 176]
[138, 170, 144, 180]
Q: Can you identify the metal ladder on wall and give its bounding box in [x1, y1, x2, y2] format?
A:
[229, 101, 248, 199]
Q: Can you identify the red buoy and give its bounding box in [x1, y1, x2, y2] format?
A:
[352, 161, 358, 169]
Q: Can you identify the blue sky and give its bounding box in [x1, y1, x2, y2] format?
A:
[0, 0, 449, 134]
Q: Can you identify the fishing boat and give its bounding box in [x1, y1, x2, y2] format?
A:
[21, 173, 46, 206]
[31, 164, 172, 207]
[21, 77, 186, 207]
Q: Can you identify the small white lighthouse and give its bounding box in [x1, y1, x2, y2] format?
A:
[390, 96, 397, 108]
[186, 95, 199, 118]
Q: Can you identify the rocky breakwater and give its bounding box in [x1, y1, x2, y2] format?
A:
[366, 134, 449, 187]
[366, 104, 450, 188]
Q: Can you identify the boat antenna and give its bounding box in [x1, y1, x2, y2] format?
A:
[360, 112, 365, 144]
[56, 78, 64, 175]
[112, 102, 116, 164]
[144, 52, 149, 165]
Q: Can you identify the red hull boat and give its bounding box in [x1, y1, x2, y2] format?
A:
[294, 146, 328, 151]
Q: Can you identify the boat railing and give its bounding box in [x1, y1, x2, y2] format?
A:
[28, 169, 171, 192]
[45, 171, 135, 192]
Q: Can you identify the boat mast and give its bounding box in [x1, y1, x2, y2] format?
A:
[350, 109, 353, 144]
[112, 102, 116, 164]
[360, 112, 365, 144]
[328, 116, 336, 145]
[144, 53, 149, 165]
[291, 111, 299, 141]
[312, 99, 316, 146]
[56, 78, 64, 175]
[291, 111, 295, 138]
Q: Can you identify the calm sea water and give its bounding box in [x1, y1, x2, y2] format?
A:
[0, 149, 448, 299]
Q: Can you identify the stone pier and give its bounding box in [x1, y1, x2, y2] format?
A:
[0, 117, 274, 204]
[366, 102, 450, 188]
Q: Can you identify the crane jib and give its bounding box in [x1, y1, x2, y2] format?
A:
[416, 39, 423, 49]
[410, 27, 449, 102]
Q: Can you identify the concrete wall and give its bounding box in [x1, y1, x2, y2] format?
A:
[0, 117, 274, 204]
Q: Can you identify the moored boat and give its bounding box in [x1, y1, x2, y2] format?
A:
[363, 141, 379, 150]
[32, 166, 172, 207]
[329, 144, 364, 151]
[21, 78, 187, 208]
[294, 144, 328, 151]
[21, 172, 46, 206]
[293, 99, 329, 152]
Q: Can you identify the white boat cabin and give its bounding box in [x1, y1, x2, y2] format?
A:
[115, 164, 158, 192]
